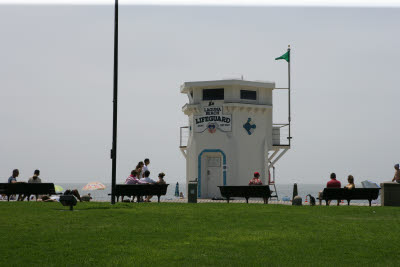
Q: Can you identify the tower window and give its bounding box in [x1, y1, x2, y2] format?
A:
[240, 90, 257, 100]
[203, 88, 224, 100]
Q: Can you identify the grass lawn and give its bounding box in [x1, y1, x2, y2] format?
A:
[1, 202, 399, 266]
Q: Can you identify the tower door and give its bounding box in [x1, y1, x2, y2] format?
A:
[206, 157, 222, 198]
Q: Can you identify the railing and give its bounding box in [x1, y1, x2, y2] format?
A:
[272, 123, 290, 146]
[180, 126, 189, 148]
[181, 124, 289, 147]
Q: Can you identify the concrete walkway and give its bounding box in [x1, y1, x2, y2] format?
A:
[152, 198, 381, 206]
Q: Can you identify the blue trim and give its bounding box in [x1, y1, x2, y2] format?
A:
[197, 149, 226, 197]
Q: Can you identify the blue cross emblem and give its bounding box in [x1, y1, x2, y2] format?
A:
[243, 118, 256, 135]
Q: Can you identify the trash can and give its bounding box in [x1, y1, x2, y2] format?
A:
[188, 180, 198, 203]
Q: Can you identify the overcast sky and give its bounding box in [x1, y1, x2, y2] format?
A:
[0, 4, 399, 184]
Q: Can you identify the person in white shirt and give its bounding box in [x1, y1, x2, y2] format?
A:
[140, 170, 155, 184]
[140, 170, 155, 202]
[141, 158, 150, 177]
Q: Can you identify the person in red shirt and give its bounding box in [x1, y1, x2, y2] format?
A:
[249, 172, 262, 185]
[318, 173, 342, 205]
[327, 173, 341, 188]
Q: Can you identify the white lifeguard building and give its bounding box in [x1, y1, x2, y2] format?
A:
[179, 79, 291, 198]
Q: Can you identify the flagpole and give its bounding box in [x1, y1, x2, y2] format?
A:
[287, 45, 292, 146]
[111, 0, 118, 205]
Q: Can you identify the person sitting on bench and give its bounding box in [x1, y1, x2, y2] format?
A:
[125, 170, 140, 185]
[140, 171, 156, 184]
[345, 175, 355, 190]
[8, 169, 22, 201]
[140, 171, 155, 202]
[19, 169, 42, 201]
[156, 173, 166, 184]
[318, 173, 342, 205]
[28, 170, 42, 183]
[8, 169, 19, 184]
[249, 172, 262, 185]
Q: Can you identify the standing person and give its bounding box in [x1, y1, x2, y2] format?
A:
[142, 158, 150, 178]
[8, 169, 19, 183]
[392, 164, 400, 183]
[28, 170, 42, 183]
[249, 172, 262, 185]
[135, 161, 144, 178]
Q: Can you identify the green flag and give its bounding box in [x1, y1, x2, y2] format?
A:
[275, 51, 290, 62]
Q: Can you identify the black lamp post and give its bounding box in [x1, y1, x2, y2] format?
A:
[111, 0, 118, 204]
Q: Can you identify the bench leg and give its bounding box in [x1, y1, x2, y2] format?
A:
[325, 199, 329, 206]
[264, 197, 268, 204]
[227, 197, 230, 203]
[369, 199, 372, 206]
[245, 197, 249, 203]
[347, 200, 350, 206]
[157, 195, 161, 203]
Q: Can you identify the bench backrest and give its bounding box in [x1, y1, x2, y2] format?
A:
[0, 183, 56, 195]
[322, 188, 380, 200]
[218, 186, 271, 198]
[115, 184, 169, 196]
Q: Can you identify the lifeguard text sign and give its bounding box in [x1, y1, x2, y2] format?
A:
[194, 106, 232, 133]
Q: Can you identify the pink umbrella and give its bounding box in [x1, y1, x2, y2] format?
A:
[83, 182, 106, 191]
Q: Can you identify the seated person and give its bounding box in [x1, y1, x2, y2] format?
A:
[125, 170, 140, 184]
[249, 172, 262, 185]
[156, 172, 166, 184]
[140, 171, 156, 184]
[28, 169, 42, 183]
[318, 173, 341, 206]
[392, 164, 400, 183]
[81, 193, 92, 202]
[345, 175, 355, 190]
[139, 171, 155, 202]
[8, 169, 19, 184]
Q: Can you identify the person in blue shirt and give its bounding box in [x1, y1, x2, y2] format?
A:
[8, 169, 19, 183]
[7, 169, 19, 200]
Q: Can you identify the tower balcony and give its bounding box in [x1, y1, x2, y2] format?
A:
[272, 123, 291, 148]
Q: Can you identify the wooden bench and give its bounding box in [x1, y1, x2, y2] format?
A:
[321, 188, 380, 206]
[218, 185, 271, 204]
[113, 184, 169, 203]
[0, 183, 57, 201]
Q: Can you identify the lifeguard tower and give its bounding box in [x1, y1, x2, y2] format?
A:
[179, 79, 291, 198]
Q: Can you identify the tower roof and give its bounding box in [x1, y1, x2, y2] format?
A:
[180, 79, 275, 93]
